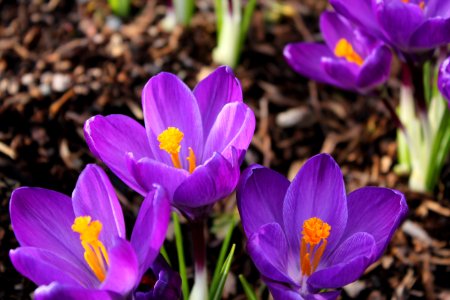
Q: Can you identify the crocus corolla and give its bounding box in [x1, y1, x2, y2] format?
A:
[438, 56, 450, 107]
[284, 11, 392, 93]
[237, 154, 408, 299]
[84, 66, 255, 220]
[330, 0, 450, 59]
[9, 164, 179, 300]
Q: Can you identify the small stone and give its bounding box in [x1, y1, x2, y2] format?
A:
[52, 73, 71, 92]
[276, 107, 315, 128]
[21, 73, 34, 86]
[105, 15, 122, 32]
[39, 83, 51, 96]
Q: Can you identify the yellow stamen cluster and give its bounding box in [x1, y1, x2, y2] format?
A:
[157, 127, 197, 173]
[334, 38, 364, 66]
[72, 216, 110, 282]
[300, 217, 331, 276]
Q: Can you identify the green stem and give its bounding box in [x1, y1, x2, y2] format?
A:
[173, 212, 189, 300]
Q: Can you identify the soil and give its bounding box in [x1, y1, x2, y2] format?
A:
[0, 0, 449, 299]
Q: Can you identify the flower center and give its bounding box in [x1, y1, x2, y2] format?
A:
[334, 38, 364, 66]
[401, 0, 425, 9]
[157, 127, 197, 173]
[72, 216, 110, 282]
[299, 217, 331, 277]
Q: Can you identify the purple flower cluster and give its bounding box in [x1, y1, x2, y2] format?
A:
[284, 0, 450, 91]
[9, 66, 407, 300]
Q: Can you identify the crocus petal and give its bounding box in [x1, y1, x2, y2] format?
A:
[10, 247, 94, 288]
[320, 11, 357, 53]
[34, 283, 122, 300]
[284, 43, 338, 86]
[203, 102, 255, 162]
[101, 238, 139, 295]
[173, 151, 240, 219]
[131, 185, 170, 277]
[321, 58, 358, 90]
[247, 223, 298, 285]
[409, 18, 450, 50]
[375, 0, 424, 50]
[193, 65, 243, 136]
[283, 154, 347, 259]
[263, 279, 304, 300]
[142, 72, 203, 168]
[305, 291, 342, 300]
[329, 0, 380, 35]
[9, 187, 85, 267]
[340, 187, 408, 259]
[237, 165, 290, 237]
[84, 115, 151, 195]
[438, 57, 450, 104]
[129, 156, 189, 199]
[425, 0, 450, 18]
[356, 45, 392, 91]
[72, 165, 126, 249]
[137, 255, 181, 300]
[308, 232, 376, 290]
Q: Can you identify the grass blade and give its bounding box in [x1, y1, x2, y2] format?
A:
[238, 274, 257, 300]
[210, 244, 236, 300]
[173, 212, 189, 299]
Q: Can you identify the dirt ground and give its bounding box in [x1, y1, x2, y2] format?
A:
[0, 1, 449, 299]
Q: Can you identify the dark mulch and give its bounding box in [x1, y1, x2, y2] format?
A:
[0, 0, 449, 299]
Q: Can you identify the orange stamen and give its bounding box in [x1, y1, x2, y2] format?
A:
[187, 147, 197, 174]
[299, 217, 331, 276]
[158, 127, 184, 169]
[72, 216, 110, 282]
[334, 38, 364, 66]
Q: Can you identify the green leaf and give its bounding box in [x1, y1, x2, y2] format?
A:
[209, 216, 236, 297]
[160, 244, 171, 267]
[173, 212, 189, 300]
[107, 0, 131, 18]
[209, 244, 236, 300]
[238, 275, 257, 300]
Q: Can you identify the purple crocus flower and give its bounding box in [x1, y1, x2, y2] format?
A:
[284, 11, 392, 93]
[330, 0, 450, 58]
[438, 56, 450, 106]
[9, 164, 179, 300]
[237, 154, 408, 299]
[84, 66, 255, 220]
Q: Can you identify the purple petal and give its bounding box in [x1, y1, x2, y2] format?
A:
[356, 45, 392, 91]
[283, 154, 348, 261]
[203, 102, 255, 162]
[320, 12, 356, 53]
[308, 232, 376, 290]
[9, 187, 85, 267]
[438, 57, 450, 104]
[193, 66, 243, 136]
[173, 151, 240, 219]
[137, 255, 182, 300]
[34, 283, 122, 300]
[305, 291, 342, 300]
[321, 58, 358, 90]
[340, 187, 407, 259]
[142, 72, 203, 169]
[263, 279, 304, 300]
[284, 43, 338, 85]
[101, 238, 139, 295]
[237, 165, 290, 237]
[410, 18, 450, 51]
[84, 115, 151, 195]
[129, 156, 189, 199]
[131, 185, 170, 277]
[329, 0, 380, 36]
[375, 0, 424, 50]
[72, 165, 126, 250]
[247, 223, 298, 286]
[425, 0, 450, 18]
[10, 247, 95, 288]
